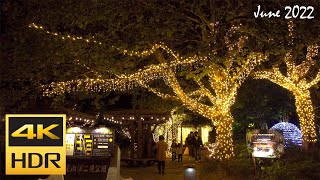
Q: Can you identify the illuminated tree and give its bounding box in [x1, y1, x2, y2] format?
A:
[254, 22, 319, 149]
[254, 46, 319, 149]
[35, 23, 267, 160]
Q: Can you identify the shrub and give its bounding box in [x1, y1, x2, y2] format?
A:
[200, 143, 254, 179]
[259, 146, 320, 180]
[200, 144, 320, 179]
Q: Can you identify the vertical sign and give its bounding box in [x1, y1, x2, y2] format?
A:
[66, 134, 75, 156]
[6, 114, 66, 175]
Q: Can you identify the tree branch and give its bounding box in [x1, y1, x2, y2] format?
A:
[284, 51, 297, 79]
[208, 64, 227, 90]
[253, 67, 296, 91]
[74, 59, 179, 101]
[295, 45, 318, 79]
[138, 82, 179, 101]
[154, 50, 217, 122]
[232, 53, 267, 86]
[307, 71, 320, 88]
[194, 78, 216, 104]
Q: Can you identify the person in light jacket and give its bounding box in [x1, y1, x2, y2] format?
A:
[156, 135, 168, 174]
[177, 143, 183, 162]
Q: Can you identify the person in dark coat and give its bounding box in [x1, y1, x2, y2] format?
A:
[193, 131, 203, 161]
[186, 132, 195, 157]
[171, 139, 177, 161]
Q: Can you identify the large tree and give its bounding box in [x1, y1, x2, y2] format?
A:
[3, 0, 320, 159]
[254, 46, 320, 149]
[42, 29, 266, 160]
[254, 21, 320, 149]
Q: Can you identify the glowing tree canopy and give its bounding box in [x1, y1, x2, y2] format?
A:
[270, 122, 303, 147]
[254, 22, 319, 149]
[33, 23, 267, 160]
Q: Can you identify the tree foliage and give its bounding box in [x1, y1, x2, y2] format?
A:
[1, 0, 320, 154]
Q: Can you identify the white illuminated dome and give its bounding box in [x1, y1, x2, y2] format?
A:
[270, 122, 302, 146]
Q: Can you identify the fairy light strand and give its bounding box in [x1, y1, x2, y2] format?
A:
[34, 21, 267, 161]
[254, 44, 319, 144]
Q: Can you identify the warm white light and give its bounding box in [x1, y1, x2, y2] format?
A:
[67, 127, 82, 133]
[31, 22, 267, 161]
[254, 45, 319, 145]
[94, 127, 111, 134]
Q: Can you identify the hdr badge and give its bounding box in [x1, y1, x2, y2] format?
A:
[5, 114, 66, 175]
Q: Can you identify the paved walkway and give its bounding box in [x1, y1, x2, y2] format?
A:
[120, 156, 201, 180]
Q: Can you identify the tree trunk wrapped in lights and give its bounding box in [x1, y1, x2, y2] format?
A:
[38, 23, 267, 160]
[254, 44, 320, 150]
[213, 109, 234, 160]
[294, 91, 317, 149]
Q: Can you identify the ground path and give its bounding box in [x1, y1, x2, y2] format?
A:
[120, 156, 199, 180]
[120, 155, 241, 180]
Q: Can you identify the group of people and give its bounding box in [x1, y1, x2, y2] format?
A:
[170, 140, 184, 162]
[155, 131, 203, 174]
[185, 131, 203, 161]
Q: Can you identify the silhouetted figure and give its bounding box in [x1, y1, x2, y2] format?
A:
[185, 132, 195, 157]
[171, 139, 177, 161]
[177, 143, 183, 162]
[193, 131, 203, 161]
[152, 141, 157, 157]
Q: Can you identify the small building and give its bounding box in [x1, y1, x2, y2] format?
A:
[103, 109, 169, 159]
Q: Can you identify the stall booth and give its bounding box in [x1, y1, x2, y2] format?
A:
[104, 109, 169, 166]
[64, 126, 114, 180]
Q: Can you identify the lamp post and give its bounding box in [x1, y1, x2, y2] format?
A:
[184, 165, 196, 180]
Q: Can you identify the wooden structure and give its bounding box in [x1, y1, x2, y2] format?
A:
[104, 109, 169, 161]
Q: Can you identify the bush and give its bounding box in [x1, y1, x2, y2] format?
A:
[259, 146, 320, 180]
[200, 144, 320, 179]
[200, 143, 254, 179]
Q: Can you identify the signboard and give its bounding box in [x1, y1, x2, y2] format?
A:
[64, 127, 114, 177]
[247, 129, 284, 158]
[66, 157, 110, 173]
[92, 134, 113, 156]
[66, 127, 114, 157]
[66, 134, 75, 156]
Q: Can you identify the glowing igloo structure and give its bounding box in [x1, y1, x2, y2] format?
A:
[270, 122, 302, 147]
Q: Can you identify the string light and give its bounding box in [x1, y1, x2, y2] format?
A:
[206, 143, 217, 158]
[288, 21, 294, 45]
[121, 128, 131, 140]
[270, 122, 303, 147]
[67, 116, 95, 127]
[254, 44, 319, 145]
[151, 31, 266, 160]
[43, 54, 208, 97]
[103, 117, 122, 124]
[33, 22, 267, 160]
[30, 22, 207, 99]
[29, 23, 208, 64]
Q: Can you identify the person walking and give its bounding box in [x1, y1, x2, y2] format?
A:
[194, 131, 203, 161]
[177, 143, 183, 162]
[186, 132, 195, 157]
[171, 139, 177, 162]
[156, 135, 168, 174]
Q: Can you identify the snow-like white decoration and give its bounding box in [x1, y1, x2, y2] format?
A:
[270, 122, 302, 146]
